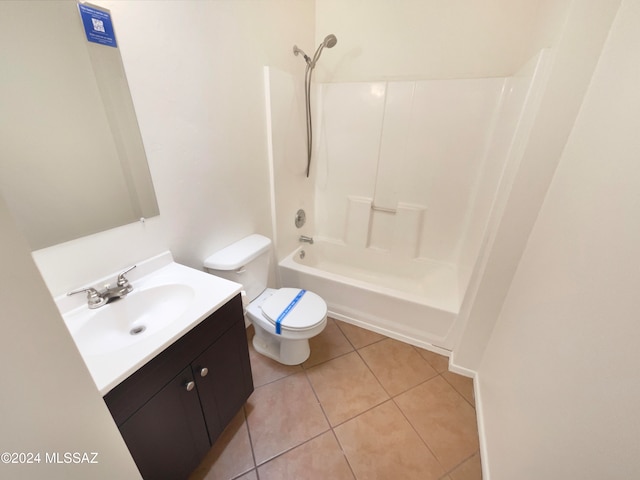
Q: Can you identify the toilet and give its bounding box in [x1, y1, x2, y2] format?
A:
[204, 234, 327, 365]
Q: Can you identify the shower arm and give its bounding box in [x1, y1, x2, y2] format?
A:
[293, 45, 311, 65]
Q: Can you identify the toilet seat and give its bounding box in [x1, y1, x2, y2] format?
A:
[261, 288, 327, 332]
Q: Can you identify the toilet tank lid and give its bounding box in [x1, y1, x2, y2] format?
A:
[204, 234, 271, 270]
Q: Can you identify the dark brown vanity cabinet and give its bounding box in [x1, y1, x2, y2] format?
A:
[104, 294, 253, 480]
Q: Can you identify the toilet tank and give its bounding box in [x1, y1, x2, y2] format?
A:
[204, 234, 272, 303]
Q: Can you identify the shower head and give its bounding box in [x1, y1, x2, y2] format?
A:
[323, 34, 337, 49]
[293, 34, 338, 69]
[310, 34, 338, 68]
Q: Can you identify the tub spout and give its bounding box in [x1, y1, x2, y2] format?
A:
[299, 235, 314, 244]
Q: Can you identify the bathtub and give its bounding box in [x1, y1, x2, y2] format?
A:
[278, 241, 460, 351]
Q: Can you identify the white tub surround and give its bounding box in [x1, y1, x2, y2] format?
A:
[345, 196, 373, 247]
[57, 251, 242, 395]
[266, 50, 552, 354]
[314, 77, 507, 268]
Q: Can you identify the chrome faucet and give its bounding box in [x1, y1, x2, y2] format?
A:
[68, 265, 137, 309]
[299, 235, 314, 244]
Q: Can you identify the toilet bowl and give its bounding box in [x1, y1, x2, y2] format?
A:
[246, 288, 327, 365]
[204, 234, 327, 365]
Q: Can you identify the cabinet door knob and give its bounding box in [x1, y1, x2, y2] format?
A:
[199, 367, 209, 377]
[185, 381, 195, 392]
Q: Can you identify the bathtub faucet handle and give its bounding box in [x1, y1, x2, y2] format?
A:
[299, 235, 314, 245]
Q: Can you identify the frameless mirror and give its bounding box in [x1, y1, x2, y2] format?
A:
[0, 1, 159, 250]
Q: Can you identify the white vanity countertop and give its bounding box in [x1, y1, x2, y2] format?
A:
[56, 251, 242, 396]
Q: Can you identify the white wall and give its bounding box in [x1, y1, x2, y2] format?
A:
[0, 195, 141, 480]
[264, 67, 316, 261]
[452, 0, 622, 371]
[315, 0, 572, 81]
[20, 0, 314, 297]
[477, 1, 640, 477]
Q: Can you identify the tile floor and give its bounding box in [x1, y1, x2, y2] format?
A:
[189, 319, 482, 480]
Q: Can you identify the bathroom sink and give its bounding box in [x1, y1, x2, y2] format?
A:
[71, 284, 195, 356]
[57, 252, 243, 395]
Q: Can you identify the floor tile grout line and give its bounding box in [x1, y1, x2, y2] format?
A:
[248, 342, 382, 464]
[301, 348, 353, 370]
[388, 370, 441, 399]
[352, 337, 442, 400]
[352, 345, 395, 398]
[356, 335, 471, 404]
[251, 366, 303, 390]
[333, 317, 387, 351]
[305, 329, 440, 430]
[300, 318, 355, 370]
[390, 372, 481, 478]
[337, 332, 463, 477]
[439, 371, 476, 409]
[326, 397, 393, 430]
[300, 358, 385, 476]
[329, 426, 359, 480]
[303, 340, 393, 430]
[408, 342, 477, 410]
[251, 428, 332, 469]
[303, 348, 368, 480]
[442, 450, 482, 478]
[248, 426, 359, 479]
[302, 367, 333, 428]
[333, 318, 359, 352]
[301, 321, 396, 421]
[230, 468, 257, 480]
[247, 371, 332, 470]
[410, 343, 455, 374]
[241, 404, 260, 480]
[407, 340, 477, 410]
[390, 392, 447, 476]
[304, 351, 391, 417]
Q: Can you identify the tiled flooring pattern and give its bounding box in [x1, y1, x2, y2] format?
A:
[190, 319, 482, 480]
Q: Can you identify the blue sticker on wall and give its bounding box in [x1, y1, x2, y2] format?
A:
[78, 4, 117, 48]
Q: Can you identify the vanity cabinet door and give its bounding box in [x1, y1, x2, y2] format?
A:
[104, 294, 253, 478]
[118, 367, 210, 480]
[194, 317, 254, 445]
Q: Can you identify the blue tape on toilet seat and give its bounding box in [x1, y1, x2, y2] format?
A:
[275, 289, 306, 334]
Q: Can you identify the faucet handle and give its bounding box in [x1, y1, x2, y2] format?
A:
[68, 286, 100, 297]
[67, 287, 107, 308]
[117, 265, 137, 287]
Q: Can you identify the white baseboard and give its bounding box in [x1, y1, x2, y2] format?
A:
[329, 309, 452, 357]
[448, 350, 476, 378]
[449, 351, 490, 480]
